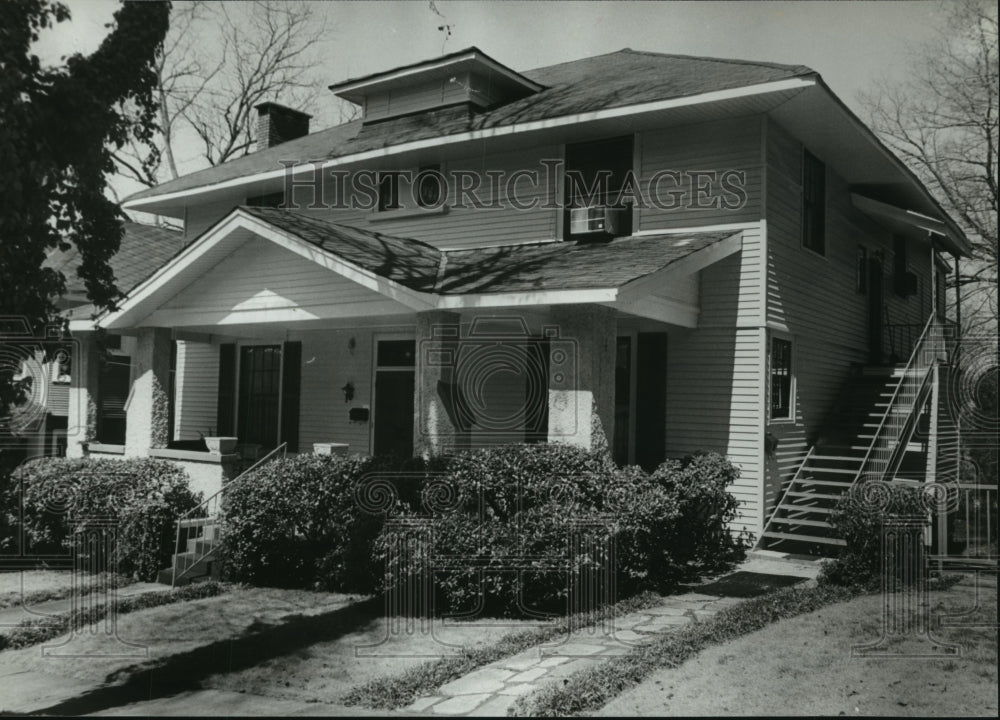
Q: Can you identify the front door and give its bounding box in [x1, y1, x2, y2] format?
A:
[373, 339, 415, 458]
[237, 345, 281, 448]
[868, 258, 884, 364]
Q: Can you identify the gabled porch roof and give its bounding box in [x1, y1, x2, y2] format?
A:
[70, 207, 742, 332]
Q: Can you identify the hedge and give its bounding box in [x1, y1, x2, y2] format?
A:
[14, 457, 201, 582]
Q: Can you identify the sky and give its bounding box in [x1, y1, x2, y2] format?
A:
[32, 0, 953, 201]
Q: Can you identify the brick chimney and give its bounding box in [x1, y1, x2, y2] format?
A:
[255, 102, 311, 150]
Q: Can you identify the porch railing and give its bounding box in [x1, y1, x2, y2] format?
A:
[853, 312, 947, 489]
[171, 442, 287, 587]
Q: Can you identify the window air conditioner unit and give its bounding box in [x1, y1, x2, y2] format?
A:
[569, 206, 622, 236]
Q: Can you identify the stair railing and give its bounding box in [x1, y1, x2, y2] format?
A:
[171, 442, 288, 587]
[852, 312, 947, 489]
[759, 444, 820, 544]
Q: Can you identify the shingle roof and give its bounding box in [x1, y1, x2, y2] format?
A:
[244, 207, 736, 295]
[242, 206, 442, 292]
[44, 221, 188, 302]
[125, 49, 814, 203]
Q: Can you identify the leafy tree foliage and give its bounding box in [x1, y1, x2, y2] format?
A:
[0, 0, 170, 329]
[0, 0, 169, 415]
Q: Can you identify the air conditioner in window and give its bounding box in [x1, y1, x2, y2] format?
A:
[569, 206, 623, 236]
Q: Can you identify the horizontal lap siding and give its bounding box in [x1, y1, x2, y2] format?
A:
[289, 146, 560, 250]
[763, 119, 935, 515]
[174, 341, 219, 440]
[666, 223, 766, 535]
[158, 236, 391, 317]
[289, 328, 379, 455]
[637, 116, 763, 232]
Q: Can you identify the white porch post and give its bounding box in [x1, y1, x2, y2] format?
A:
[547, 305, 617, 451]
[414, 310, 467, 457]
[125, 327, 172, 455]
[66, 333, 99, 458]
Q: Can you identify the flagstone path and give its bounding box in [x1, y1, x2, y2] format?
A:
[401, 591, 746, 716]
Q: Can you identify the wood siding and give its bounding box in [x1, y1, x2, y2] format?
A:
[665, 224, 766, 535]
[636, 116, 763, 232]
[287, 327, 379, 455]
[150, 236, 407, 326]
[173, 340, 219, 440]
[763, 119, 936, 516]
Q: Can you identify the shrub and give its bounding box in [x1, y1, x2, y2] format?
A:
[221, 454, 436, 592]
[380, 443, 617, 615]
[649, 452, 752, 575]
[17, 457, 200, 581]
[819, 482, 926, 589]
[375, 446, 747, 614]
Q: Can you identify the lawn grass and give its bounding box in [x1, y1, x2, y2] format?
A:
[0, 581, 228, 651]
[595, 572, 996, 717]
[0, 571, 135, 610]
[341, 590, 665, 710]
[513, 575, 969, 717]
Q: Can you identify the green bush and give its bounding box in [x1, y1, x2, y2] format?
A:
[375, 446, 747, 614]
[380, 443, 616, 615]
[17, 457, 201, 581]
[220, 454, 437, 592]
[819, 482, 926, 589]
[649, 452, 753, 576]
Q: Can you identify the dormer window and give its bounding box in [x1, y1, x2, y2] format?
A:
[330, 47, 543, 125]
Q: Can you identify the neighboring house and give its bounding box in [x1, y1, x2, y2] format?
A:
[18, 222, 187, 459]
[64, 47, 975, 549]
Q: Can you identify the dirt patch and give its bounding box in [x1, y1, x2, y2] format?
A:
[596, 574, 997, 717]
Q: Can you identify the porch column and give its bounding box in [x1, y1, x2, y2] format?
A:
[125, 327, 172, 455]
[547, 304, 616, 452]
[414, 310, 467, 457]
[66, 333, 100, 458]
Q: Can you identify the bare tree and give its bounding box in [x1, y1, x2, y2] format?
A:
[862, 0, 998, 332]
[113, 1, 330, 187]
[186, 1, 326, 166]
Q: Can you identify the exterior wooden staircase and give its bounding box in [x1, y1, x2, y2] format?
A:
[760, 313, 948, 556]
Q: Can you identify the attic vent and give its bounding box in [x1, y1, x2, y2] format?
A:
[255, 102, 311, 150]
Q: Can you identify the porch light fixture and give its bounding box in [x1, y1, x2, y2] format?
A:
[341, 381, 355, 403]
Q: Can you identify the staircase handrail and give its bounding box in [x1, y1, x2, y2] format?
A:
[171, 442, 287, 587]
[852, 312, 944, 488]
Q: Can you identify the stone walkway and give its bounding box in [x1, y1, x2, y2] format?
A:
[399, 554, 823, 717]
[402, 591, 745, 717]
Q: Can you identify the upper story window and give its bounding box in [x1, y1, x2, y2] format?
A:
[856, 245, 868, 294]
[893, 235, 918, 297]
[563, 135, 634, 241]
[801, 149, 826, 256]
[377, 172, 402, 212]
[769, 336, 794, 421]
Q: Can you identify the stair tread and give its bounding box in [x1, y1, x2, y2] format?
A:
[798, 478, 853, 487]
[762, 531, 847, 547]
[801, 466, 859, 475]
[778, 504, 835, 514]
[769, 517, 834, 528]
[785, 491, 845, 501]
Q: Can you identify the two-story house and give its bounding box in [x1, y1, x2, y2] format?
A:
[64, 48, 972, 548]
